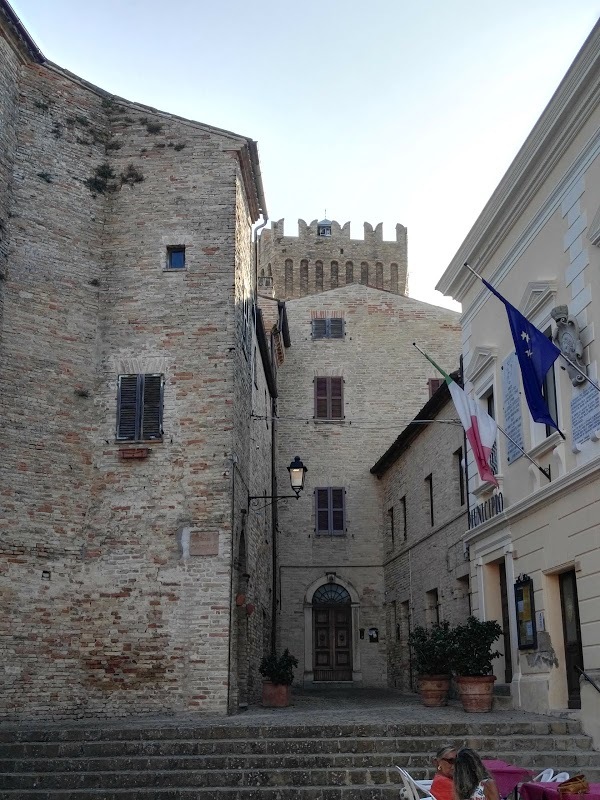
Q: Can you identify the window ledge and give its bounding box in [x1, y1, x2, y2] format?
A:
[162, 268, 187, 273]
[313, 419, 346, 424]
[527, 430, 562, 460]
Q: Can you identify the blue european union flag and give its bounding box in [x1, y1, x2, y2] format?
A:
[483, 278, 561, 431]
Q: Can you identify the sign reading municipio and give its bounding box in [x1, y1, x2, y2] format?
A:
[468, 492, 504, 529]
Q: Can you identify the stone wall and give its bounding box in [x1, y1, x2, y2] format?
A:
[376, 393, 470, 691]
[258, 218, 408, 300]
[0, 45, 270, 718]
[275, 284, 461, 686]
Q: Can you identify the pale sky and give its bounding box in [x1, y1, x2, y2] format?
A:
[11, 0, 600, 311]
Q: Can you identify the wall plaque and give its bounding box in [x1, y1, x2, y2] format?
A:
[501, 352, 524, 463]
[189, 531, 219, 556]
[571, 382, 600, 444]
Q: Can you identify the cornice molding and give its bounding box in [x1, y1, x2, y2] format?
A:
[518, 281, 557, 318]
[464, 346, 497, 384]
[437, 21, 600, 302]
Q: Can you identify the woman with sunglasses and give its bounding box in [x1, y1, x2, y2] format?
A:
[453, 747, 500, 800]
[431, 745, 458, 800]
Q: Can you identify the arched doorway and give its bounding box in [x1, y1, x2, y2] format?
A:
[312, 583, 352, 682]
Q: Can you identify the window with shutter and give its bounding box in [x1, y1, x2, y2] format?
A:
[329, 318, 344, 338]
[311, 318, 345, 339]
[312, 319, 328, 339]
[117, 374, 163, 441]
[315, 487, 346, 536]
[314, 376, 344, 420]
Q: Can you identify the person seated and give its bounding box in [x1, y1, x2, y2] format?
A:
[454, 748, 501, 800]
[431, 745, 458, 800]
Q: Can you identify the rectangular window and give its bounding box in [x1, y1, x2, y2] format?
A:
[117, 374, 163, 441]
[388, 506, 394, 547]
[542, 328, 558, 438]
[428, 377, 444, 398]
[315, 487, 345, 535]
[425, 474, 434, 526]
[311, 318, 345, 339]
[483, 387, 498, 476]
[314, 376, 344, 420]
[426, 588, 440, 625]
[455, 447, 465, 506]
[399, 496, 407, 541]
[166, 246, 185, 270]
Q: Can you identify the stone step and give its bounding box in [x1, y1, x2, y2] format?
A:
[2, 749, 600, 774]
[0, 788, 410, 799]
[0, 734, 594, 759]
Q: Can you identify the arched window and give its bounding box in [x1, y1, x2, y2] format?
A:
[313, 583, 351, 605]
[330, 261, 339, 289]
[285, 259, 293, 295]
[346, 261, 353, 284]
[376, 262, 383, 289]
[315, 260, 323, 292]
[267, 263, 272, 276]
[300, 259, 308, 296]
[390, 263, 398, 293]
[361, 261, 369, 285]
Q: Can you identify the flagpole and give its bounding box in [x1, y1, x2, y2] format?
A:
[464, 262, 600, 394]
[495, 422, 551, 481]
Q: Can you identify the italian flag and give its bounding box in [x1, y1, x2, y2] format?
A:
[422, 350, 498, 487]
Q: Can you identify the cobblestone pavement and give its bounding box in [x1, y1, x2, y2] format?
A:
[0, 688, 577, 730]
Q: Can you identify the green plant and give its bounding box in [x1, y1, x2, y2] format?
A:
[408, 620, 454, 676]
[105, 140, 122, 151]
[121, 164, 144, 185]
[259, 649, 298, 686]
[146, 121, 163, 134]
[34, 99, 49, 111]
[36, 172, 52, 183]
[451, 616, 502, 676]
[84, 162, 117, 195]
[174, 142, 186, 151]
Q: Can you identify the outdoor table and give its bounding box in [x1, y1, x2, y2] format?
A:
[483, 760, 534, 800]
[520, 783, 600, 800]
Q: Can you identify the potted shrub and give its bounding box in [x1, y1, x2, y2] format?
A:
[259, 649, 298, 707]
[451, 616, 503, 712]
[408, 620, 454, 707]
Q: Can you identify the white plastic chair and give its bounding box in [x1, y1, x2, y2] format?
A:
[415, 781, 434, 792]
[549, 773, 570, 783]
[533, 770, 555, 782]
[395, 767, 437, 800]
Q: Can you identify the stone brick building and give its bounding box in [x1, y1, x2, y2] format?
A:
[370, 379, 471, 692]
[0, 0, 275, 718]
[274, 285, 461, 687]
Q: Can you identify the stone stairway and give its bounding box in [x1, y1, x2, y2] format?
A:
[1, 718, 599, 799]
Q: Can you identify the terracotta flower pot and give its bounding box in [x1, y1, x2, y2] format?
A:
[455, 675, 496, 712]
[418, 675, 451, 707]
[261, 681, 291, 708]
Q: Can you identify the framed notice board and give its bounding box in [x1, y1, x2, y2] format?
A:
[514, 574, 537, 650]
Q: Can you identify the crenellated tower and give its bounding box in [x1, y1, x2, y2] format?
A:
[257, 218, 408, 299]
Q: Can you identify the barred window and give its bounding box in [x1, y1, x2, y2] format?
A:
[311, 318, 345, 339]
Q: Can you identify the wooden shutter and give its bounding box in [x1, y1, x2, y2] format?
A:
[141, 375, 163, 439]
[328, 318, 344, 338]
[312, 319, 327, 339]
[117, 375, 139, 440]
[331, 488, 345, 534]
[428, 377, 444, 397]
[315, 377, 329, 419]
[316, 489, 330, 533]
[330, 377, 343, 419]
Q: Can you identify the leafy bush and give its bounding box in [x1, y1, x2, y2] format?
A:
[408, 620, 453, 676]
[259, 649, 298, 686]
[451, 616, 502, 676]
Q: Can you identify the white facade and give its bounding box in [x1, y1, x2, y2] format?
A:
[437, 20, 600, 742]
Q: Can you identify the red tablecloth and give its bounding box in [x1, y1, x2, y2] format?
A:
[483, 760, 534, 799]
[520, 783, 600, 800]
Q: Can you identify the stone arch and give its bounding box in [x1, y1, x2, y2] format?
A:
[300, 259, 308, 296]
[315, 260, 323, 292]
[331, 260, 339, 288]
[360, 261, 369, 285]
[375, 262, 383, 289]
[390, 263, 399, 293]
[284, 259, 293, 296]
[345, 261, 354, 284]
[303, 574, 362, 685]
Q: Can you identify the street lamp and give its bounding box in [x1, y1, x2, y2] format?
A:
[247, 456, 308, 508]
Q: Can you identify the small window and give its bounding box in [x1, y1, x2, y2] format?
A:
[428, 378, 444, 397]
[455, 447, 465, 506]
[425, 473, 434, 526]
[399, 496, 407, 541]
[166, 246, 185, 270]
[388, 506, 394, 547]
[312, 318, 345, 339]
[315, 487, 345, 535]
[317, 224, 331, 237]
[117, 374, 163, 441]
[426, 588, 440, 625]
[314, 376, 343, 419]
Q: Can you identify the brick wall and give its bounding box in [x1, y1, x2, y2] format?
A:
[275, 284, 461, 686]
[0, 48, 270, 718]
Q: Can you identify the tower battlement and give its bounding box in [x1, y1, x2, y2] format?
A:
[258, 218, 408, 300]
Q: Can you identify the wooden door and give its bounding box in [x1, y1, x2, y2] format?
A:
[499, 562, 513, 683]
[313, 605, 352, 681]
[559, 570, 584, 709]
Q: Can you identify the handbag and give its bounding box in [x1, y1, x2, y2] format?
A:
[557, 775, 589, 795]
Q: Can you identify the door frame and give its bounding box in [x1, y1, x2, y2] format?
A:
[303, 574, 362, 686]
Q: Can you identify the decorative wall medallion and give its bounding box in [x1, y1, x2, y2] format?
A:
[551, 305, 586, 385]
